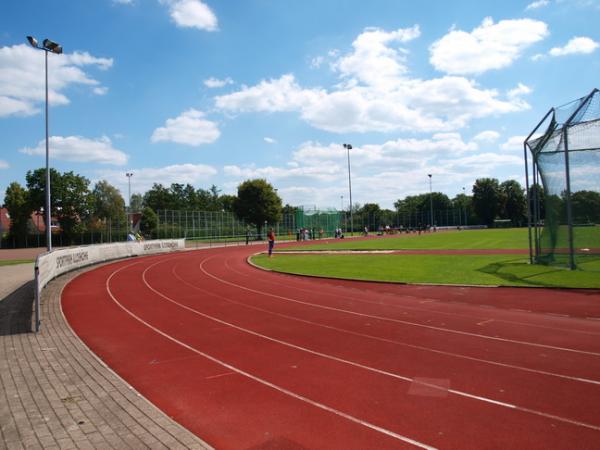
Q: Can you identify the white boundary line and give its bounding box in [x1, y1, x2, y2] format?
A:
[201, 255, 600, 357]
[140, 256, 600, 432]
[175, 260, 600, 386]
[229, 256, 600, 338]
[105, 261, 437, 450]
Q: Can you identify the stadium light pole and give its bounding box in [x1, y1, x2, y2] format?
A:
[428, 174, 433, 228]
[27, 36, 63, 252]
[343, 144, 353, 235]
[126, 172, 133, 231]
[462, 186, 467, 226]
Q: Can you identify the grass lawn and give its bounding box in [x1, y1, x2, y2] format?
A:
[252, 253, 600, 288]
[252, 228, 600, 288]
[0, 259, 34, 266]
[281, 228, 531, 251]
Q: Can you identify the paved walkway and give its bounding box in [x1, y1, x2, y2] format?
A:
[0, 263, 212, 449]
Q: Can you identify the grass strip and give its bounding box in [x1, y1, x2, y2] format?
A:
[0, 260, 34, 267]
[252, 253, 600, 288]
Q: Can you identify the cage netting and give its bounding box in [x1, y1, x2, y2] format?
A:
[525, 88, 600, 268]
[295, 206, 343, 236]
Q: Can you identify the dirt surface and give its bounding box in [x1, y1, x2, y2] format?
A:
[0, 247, 47, 261]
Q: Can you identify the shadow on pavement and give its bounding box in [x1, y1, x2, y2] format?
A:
[0, 280, 34, 335]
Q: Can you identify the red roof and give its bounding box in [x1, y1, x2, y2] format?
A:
[0, 208, 10, 233]
[0, 208, 57, 233]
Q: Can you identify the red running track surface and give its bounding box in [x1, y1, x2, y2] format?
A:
[61, 244, 600, 450]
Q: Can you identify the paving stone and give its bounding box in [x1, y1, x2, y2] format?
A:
[0, 265, 213, 449]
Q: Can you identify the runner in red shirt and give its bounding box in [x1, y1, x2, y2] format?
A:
[267, 227, 275, 257]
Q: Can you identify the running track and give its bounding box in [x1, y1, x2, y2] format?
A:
[62, 243, 600, 449]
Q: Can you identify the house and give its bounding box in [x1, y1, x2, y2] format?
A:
[0, 207, 60, 235]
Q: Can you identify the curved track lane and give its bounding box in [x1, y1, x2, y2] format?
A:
[62, 245, 600, 449]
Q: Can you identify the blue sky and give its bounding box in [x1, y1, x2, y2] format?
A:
[1, 0, 598, 209]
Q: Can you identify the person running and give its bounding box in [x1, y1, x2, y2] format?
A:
[267, 227, 275, 257]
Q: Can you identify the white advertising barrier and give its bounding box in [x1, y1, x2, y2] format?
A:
[34, 239, 185, 331]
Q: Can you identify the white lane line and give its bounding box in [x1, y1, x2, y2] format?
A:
[200, 256, 600, 357]
[144, 258, 600, 432]
[106, 261, 437, 450]
[232, 256, 600, 337]
[477, 319, 495, 326]
[172, 263, 600, 386]
[205, 372, 235, 380]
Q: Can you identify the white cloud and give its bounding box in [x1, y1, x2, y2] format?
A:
[439, 152, 523, 170]
[151, 109, 220, 146]
[310, 56, 325, 69]
[0, 160, 8, 169]
[264, 137, 276, 144]
[293, 134, 478, 170]
[96, 163, 217, 195]
[215, 25, 531, 134]
[334, 26, 421, 90]
[507, 82, 532, 99]
[429, 17, 549, 75]
[473, 130, 501, 142]
[0, 44, 113, 118]
[224, 163, 341, 183]
[215, 74, 325, 113]
[160, 0, 218, 31]
[526, 0, 549, 10]
[500, 135, 528, 150]
[113, 0, 135, 4]
[93, 86, 109, 95]
[220, 136, 524, 208]
[216, 74, 528, 134]
[204, 77, 233, 88]
[549, 36, 599, 56]
[66, 51, 113, 70]
[19, 136, 128, 165]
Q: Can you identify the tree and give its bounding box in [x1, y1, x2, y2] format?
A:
[26, 168, 92, 242]
[91, 180, 126, 224]
[571, 190, 600, 223]
[357, 203, 382, 229]
[233, 179, 282, 235]
[3, 182, 31, 244]
[528, 183, 545, 221]
[219, 194, 237, 212]
[130, 193, 144, 212]
[452, 193, 473, 225]
[143, 183, 173, 211]
[472, 178, 502, 226]
[140, 206, 158, 236]
[500, 180, 526, 226]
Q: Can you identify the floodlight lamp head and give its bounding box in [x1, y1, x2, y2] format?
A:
[343, 143, 352, 150]
[428, 174, 432, 178]
[27, 36, 39, 48]
[42, 39, 63, 54]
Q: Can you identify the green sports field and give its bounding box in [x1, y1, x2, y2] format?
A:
[252, 228, 600, 288]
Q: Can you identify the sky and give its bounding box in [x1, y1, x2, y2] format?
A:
[0, 0, 599, 210]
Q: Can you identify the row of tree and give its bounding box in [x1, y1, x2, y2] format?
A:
[2, 170, 286, 244]
[4, 168, 599, 246]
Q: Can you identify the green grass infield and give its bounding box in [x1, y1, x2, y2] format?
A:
[252, 229, 600, 288]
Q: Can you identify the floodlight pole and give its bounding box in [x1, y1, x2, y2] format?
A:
[344, 144, 353, 236]
[126, 172, 133, 231]
[428, 174, 433, 228]
[27, 36, 63, 252]
[462, 187, 467, 226]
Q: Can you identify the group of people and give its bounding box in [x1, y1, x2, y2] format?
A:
[296, 228, 324, 241]
[126, 231, 144, 241]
